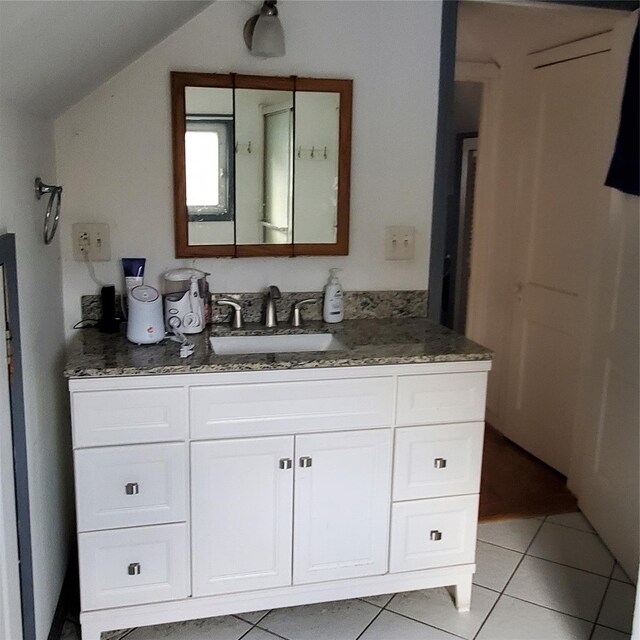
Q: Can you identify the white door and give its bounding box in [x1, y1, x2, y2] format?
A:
[504, 33, 615, 475]
[191, 436, 294, 596]
[293, 429, 391, 584]
[569, 13, 639, 581]
[0, 265, 22, 640]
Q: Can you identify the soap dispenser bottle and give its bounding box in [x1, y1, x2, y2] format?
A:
[323, 268, 344, 323]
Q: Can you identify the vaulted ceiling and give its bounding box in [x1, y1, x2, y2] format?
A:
[0, 1, 213, 117]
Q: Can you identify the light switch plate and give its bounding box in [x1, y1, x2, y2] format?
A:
[385, 225, 415, 260]
[72, 223, 111, 261]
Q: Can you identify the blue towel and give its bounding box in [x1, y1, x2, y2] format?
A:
[605, 21, 639, 196]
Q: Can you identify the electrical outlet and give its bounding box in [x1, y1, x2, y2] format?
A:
[385, 225, 415, 260]
[72, 223, 111, 261]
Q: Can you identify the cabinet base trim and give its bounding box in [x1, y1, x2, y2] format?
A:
[79, 564, 476, 640]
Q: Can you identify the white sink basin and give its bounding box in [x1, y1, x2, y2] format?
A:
[209, 333, 346, 355]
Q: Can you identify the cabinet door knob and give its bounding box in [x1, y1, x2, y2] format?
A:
[430, 530, 442, 541]
[128, 562, 141, 576]
[125, 482, 139, 495]
[279, 458, 292, 470]
[434, 458, 447, 469]
[299, 456, 313, 468]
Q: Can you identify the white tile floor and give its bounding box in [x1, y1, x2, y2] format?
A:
[62, 512, 636, 640]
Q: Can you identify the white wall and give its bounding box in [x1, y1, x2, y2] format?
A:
[54, 0, 442, 334]
[0, 98, 71, 639]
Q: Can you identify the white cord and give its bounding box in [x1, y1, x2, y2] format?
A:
[168, 327, 195, 358]
[83, 251, 106, 288]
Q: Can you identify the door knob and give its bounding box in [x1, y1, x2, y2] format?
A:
[430, 530, 442, 541]
[299, 456, 312, 468]
[434, 458, 447, 469]
[128, 562, 141, 576]
[279, 458, 292, 470]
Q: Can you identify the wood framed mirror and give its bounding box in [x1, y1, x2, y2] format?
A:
[171, 72, 352, 258]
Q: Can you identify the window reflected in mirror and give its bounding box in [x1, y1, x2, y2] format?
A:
[185, 86, 234, 246]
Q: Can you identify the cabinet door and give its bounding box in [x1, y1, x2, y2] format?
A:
[293, 429, 391, 584]
[191, 436, 294, 596]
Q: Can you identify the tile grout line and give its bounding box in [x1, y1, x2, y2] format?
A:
[479, 536, 616, 580]
[542, 519, 597, 534]
[353, 605, 385, 640]
[587, 561, 619, 640]
[503, 592, 606, 626]
[472, 516, 546, 640]
[247, 622, 291, 640]
[380, 590, 472, 640]
[523, 552, 615, 579]
[373, 603, 469, 640]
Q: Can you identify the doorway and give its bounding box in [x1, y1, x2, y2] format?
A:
[429, 0, 638, 573]
[0, 233, 35, 640]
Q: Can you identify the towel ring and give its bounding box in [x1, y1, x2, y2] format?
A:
[35, 177, 63, 245]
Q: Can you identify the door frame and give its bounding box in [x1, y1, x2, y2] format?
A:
[427, 0, 639, 322]
[0, 233, 35, 640]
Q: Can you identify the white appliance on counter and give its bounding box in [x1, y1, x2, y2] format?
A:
[163, 270, 207, 334]
[126, 285, 164, 344]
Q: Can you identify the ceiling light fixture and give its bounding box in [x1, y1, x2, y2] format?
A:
[243, 1, 285, 58]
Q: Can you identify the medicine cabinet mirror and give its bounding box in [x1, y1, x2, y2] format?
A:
[171, 72, 352, 258]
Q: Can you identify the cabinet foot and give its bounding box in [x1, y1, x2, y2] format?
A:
[453, 576, 472, 612]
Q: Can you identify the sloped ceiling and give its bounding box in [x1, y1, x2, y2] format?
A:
[0, 0, 213, 118]
[457, 1, 626, 64]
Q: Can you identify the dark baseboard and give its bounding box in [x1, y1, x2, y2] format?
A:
[47, 556, 78, 640]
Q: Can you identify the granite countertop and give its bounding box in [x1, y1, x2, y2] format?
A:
[64, 318, 492, 378]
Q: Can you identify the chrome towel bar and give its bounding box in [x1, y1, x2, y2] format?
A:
[35, 177, 63, 245]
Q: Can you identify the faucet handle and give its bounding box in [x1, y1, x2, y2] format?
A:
[217, 298, 244, 329]
[290, 298, 317, 327]
[268, 285, 281, 300]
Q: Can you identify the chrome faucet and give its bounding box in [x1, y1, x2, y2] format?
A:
[263, 285, 281, 328]
[290, 298, 316, 327]
[217, 298, 244, 329]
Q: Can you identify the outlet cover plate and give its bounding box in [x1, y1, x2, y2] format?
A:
[72, 223, 111, 261]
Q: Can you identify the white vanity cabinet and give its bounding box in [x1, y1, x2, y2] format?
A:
[69, 361, 489, 640]
[191, 436, 295, 596]
[191, 429, 391, 596]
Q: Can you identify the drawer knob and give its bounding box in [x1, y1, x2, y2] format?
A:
[430, 530, 442, 541]
[127, 562, 141, 576]
[279, 458, 292, 470]
[434, 458, 447, 469]
[125, 482, 139, 495]
[299, 456, 313, 468]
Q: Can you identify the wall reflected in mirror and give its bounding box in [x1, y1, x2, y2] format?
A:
[294, 91, 340, 245]
[235, 88, 293, 245]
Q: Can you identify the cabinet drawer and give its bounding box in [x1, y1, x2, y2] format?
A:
[389, 495, 478, 573]
[78, 523, 189, 610]
[75, 443, 187, 532]
[393, 423, 484, 500]
[191, 377, 394, 438]
[396, 372, 487, 425]
[72, 387, 187, 447]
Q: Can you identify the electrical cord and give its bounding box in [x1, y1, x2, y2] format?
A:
[83, 250, 106, 288]
[73, 319, 97, 329]
[168, 327, 195, 358]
